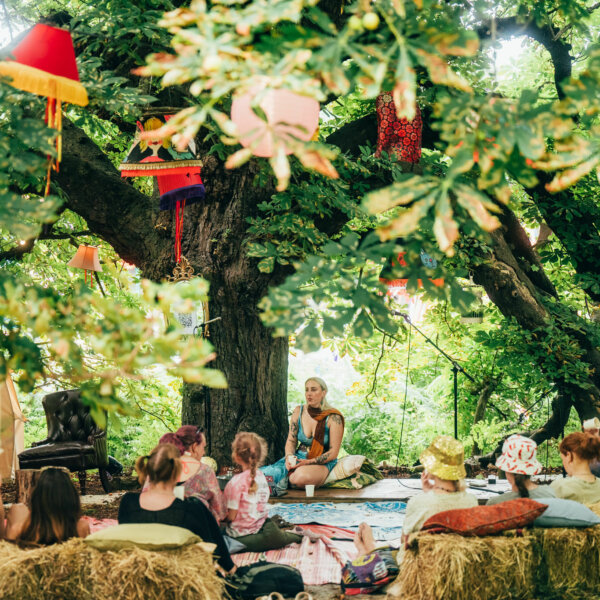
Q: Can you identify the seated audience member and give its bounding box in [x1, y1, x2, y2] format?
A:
[6, 467, 90, 544]
[486, 435, 555, 505]
[550, 432, 600, 504]
[118, 443, 235, 573]
[582, 418, 600, 478]
[158, 426, 226, 522]
[354, 435, 477, 555]
[224, 432, 301, 552]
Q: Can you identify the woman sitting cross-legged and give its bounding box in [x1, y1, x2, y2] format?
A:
[158, 426, 226, 522]
[550, 431, 600, 504]
[6, 467, 90, 544]
[354, 436, 477, 556]
[261, 376, 344, 492]
[118, 443, 235, 574]
[223, 432, 301, 552]
[486, 435, 556, 505]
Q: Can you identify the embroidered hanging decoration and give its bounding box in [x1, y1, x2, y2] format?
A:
[374, 92, 422, 163]
[67, 245, 102, 287]
[119, 115, 205, 264]
[231, 88, 319, 157]
[0, 24, 89, 194]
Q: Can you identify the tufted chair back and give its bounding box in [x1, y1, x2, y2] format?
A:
[43, 389, 100, 444]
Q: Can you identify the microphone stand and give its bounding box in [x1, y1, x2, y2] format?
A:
[393, 311, 475, 439]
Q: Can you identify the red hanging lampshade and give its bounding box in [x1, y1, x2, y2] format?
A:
[231, 88, 320, 157]
[374, 92, 422, 163]
[157, 172, 206, 264]
[67, 245, 102, 286]
[119, 115, 203, 177]
[0, 24, 88, 193]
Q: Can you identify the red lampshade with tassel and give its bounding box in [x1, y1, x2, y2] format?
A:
[374, 92, 422, 163]
[379, 251, 443, 295]
[0, 24, 88, 193]
[67, 245, 102, 286]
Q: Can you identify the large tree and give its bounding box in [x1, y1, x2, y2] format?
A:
[3, 0, 600, 465]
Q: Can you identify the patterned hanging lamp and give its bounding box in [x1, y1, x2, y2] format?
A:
[374, 92, 422, 163]
[379, 250, 444, 300]
[0, 24, 89, 193]
[120, 115, 205, 264]
[67, 245, 102, 287]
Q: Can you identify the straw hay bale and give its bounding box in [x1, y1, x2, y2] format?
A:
[388, 533, 536, 600]
[0, 538, 225, 600]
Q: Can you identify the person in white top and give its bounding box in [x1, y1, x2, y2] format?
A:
[354, 435, 477, 556]
[486, 435, 555, 505]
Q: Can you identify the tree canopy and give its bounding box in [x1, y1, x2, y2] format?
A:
[2, 0, 600, 462]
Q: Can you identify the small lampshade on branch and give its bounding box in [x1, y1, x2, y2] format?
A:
[231, 88, 320, 157]
[0, 24, 89, 193]
[67, 245, 102, 286]
[374, 92, 422, 163]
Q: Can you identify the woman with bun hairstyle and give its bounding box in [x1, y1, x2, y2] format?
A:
[118, 443, 235, 573]
[486, 435, 555, 505]
[158, 426, 226, 522]
[550, 432, 600, 504]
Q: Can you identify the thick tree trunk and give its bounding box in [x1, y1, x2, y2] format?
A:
[181, 301, 289, 467]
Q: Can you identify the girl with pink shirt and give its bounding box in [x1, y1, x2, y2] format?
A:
[224, 432, 301, 552]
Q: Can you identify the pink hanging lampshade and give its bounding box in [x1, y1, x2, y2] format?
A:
[67, 245, 102, 286]
[231, 89, 320, 157]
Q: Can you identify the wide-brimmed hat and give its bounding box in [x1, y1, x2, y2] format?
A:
[420, 435, 466, 481]
[583, 418, 600, 431]
[495, 435, 542, 476]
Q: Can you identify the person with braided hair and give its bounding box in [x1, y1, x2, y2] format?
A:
[223, 432, 301, 552]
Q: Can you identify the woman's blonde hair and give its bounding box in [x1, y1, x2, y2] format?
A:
[305, 377, 332, 409]
[232, 432, 268, 493]
[135, 443, 182, 485]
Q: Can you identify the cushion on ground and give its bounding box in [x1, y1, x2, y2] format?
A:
[533, 497, 600, 528]
[84, 523, 213, 551]
[322, 458, 383, 489]
[421, 498, 547, 536]
[324, 455, 365, 484]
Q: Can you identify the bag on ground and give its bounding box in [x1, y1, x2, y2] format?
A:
[341, 548, 399, 595]
[226, 561, 304, 599]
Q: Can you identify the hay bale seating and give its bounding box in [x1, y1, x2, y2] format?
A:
[0, 538, 225, 600]
[388, 502, 600, 600]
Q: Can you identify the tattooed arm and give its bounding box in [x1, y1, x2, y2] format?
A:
[284, 406, 301, 466]
[309, 413, 344, 466]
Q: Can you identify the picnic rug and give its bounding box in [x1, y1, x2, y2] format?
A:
[268, 501, 405, 540]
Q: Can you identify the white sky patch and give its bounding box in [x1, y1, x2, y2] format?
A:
[493, 36, 528, 83]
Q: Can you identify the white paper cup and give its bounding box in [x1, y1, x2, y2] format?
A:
[288, 455, 298, 468]
[305, 484, 315, 497]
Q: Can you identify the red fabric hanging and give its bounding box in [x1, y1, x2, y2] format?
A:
[375, 93, 422, 163]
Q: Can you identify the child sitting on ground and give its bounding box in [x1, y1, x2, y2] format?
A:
[224, 432, 301, 552]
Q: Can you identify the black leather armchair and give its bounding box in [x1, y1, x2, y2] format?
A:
[18, 389, 111, 493]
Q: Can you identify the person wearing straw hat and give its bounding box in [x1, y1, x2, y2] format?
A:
[353, 435, 476, 558]
[582, 418, 600, 477]
[486, 435, 555, 505]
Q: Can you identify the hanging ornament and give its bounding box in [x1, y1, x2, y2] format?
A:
[231, 88, 319, 157]
[374, 92, 422, 163]
[157, 172, 205, 263]
[67, 245, 102, 287]
[119, 115, 203, 177]
[119, 115, 205, 264]
[460, 287, 485, 325]
[0, 24, 89, 194]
